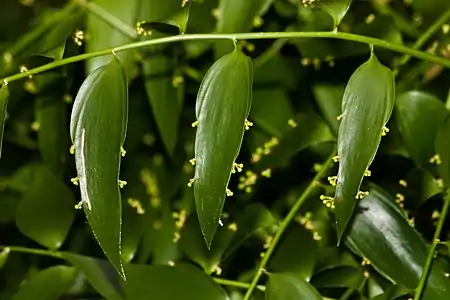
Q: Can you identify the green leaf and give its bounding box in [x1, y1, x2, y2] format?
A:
[224, 203, 277, 258]
[0, 191, 18, 223]
[214, 0, 273, 57]
[12, 266, 77, 300]
[395, 90, 448, 169]
[335, 53, 395, 242]
[311, 266, 363, 288]
[124, 263, 228, 300]
[0, 85, 8, 160]
[372, 285, 410, 300]
[86, 0, 139, 79]
[70, 56, 128, 279]
[412, 0, 450, 19]
[314, 0, 353, 28]
[312, 83, 344, 135]
[266, 273, 323, 300]
[346, 184, 450, 299]
[250, 89, 295, 139]
[403, 168, 443, 209]
[63, 252, 123, 300]
[193, 47, 253, 247]
[16, 166, 75, 249]
[269, 226, 318, 281]
[36, 96, 68, 176]
[0, 247, 10, 270]
[436, 116, 450, 188]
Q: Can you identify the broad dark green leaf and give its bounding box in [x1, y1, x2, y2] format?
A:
[346, 184, 450, 299]
[266, 273, 322, 300]
[314, 0, 353, 28]
[251, 89, 294, 139]
[16, 166, 75, 249]
[86, 0, 139, 79]
[63, 253, 123, 300]
[312, 84, 344, 135]
[372, 285, 410, 300]
[335, 53, 395, 242]
[436, 116, 450, 188]
[193, 47, 253, 247]
[36, 96, 68, 176]
[311, 266, 363, 288]
[124, 263, 228, 300]
[224, 203, 277, 258]
[395, 91, 448, 169]
[70, 56, 128, 279]
[270, 226, 317, 281]
[0, 85, 8, 159]
[179, 216, 234, 274]
[215, 0, 273, 57]
[12, 266, 77, 300]
[255, 113, 335, 171]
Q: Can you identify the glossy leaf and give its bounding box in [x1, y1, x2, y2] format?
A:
[312, 84, 344, 135]
[436, 116, 450, 188]
[395, 91, 448, 169]
[335, 53, 395, 242]
[63, 253, 123, 300]
[346, 184, 450, 299]
[0, 85, 8, 159]
[193, 47, 253, 247]
[266, 273, 323, 300]
[86, 0, 139, 79]
[36, 96, 68, 175]
[270, 226, 317, 281]
[16, 166, 75, 249]
[124, 263, 228, 300]
[12, 266, 77, 300]
[314, 0, 353, 28]
[70, 56, 128, 279]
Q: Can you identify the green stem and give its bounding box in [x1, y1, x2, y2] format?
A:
[254, 38, 288, 68]
[84, 1, 138, 39]
[243, 150, 336, 300]
[394, 9, 450, 76]
[2, 31, 450, 84]
[213, 278, 266, 292]
[414, 191, 450, 300]
[0, 245, 63, 259]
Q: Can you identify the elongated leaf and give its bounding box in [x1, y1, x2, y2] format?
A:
[63, 253, 123, 300]
[86, 0, 139, 79]
[0, 247, 10, 270]
[395, 91, 448, 169]
[71, 56, 128, 279]
[270, 226, 317, 281]
[16, 166, 75, 249]
[266, 273, 323, 300]
[12, 266, 77, 300]
[36, 96, 68, 176]
[346, 184, 450, 299]
[436, 116, 450, 188]
[193, 47, 253, 247]
[0, 85, 8, 159]
[314, 0, 353, 28]
[124, 264, 228, 300]
[335, 53, 395, 242]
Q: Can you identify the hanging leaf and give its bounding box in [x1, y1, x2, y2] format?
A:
[436, 116, 450, 188]
[63, 253, 123, 300]
[314, 0, 353, 28]
[36, 96, 68, 176]
[346, 184, 450, 299]
[269, 226, 318, 281]
[395, 91, 448, 169]
[193, 47, 253, 247]
[86, 0, 139, 79]
[124, 263, 228, 300]
[335, 52, 395, 242]
[0, 85, 8, 160]
[70, 56, 128, 279]
[16, 166, 75, 249]
[266, 273, 323, 300]
[12, 266, 77, 300]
